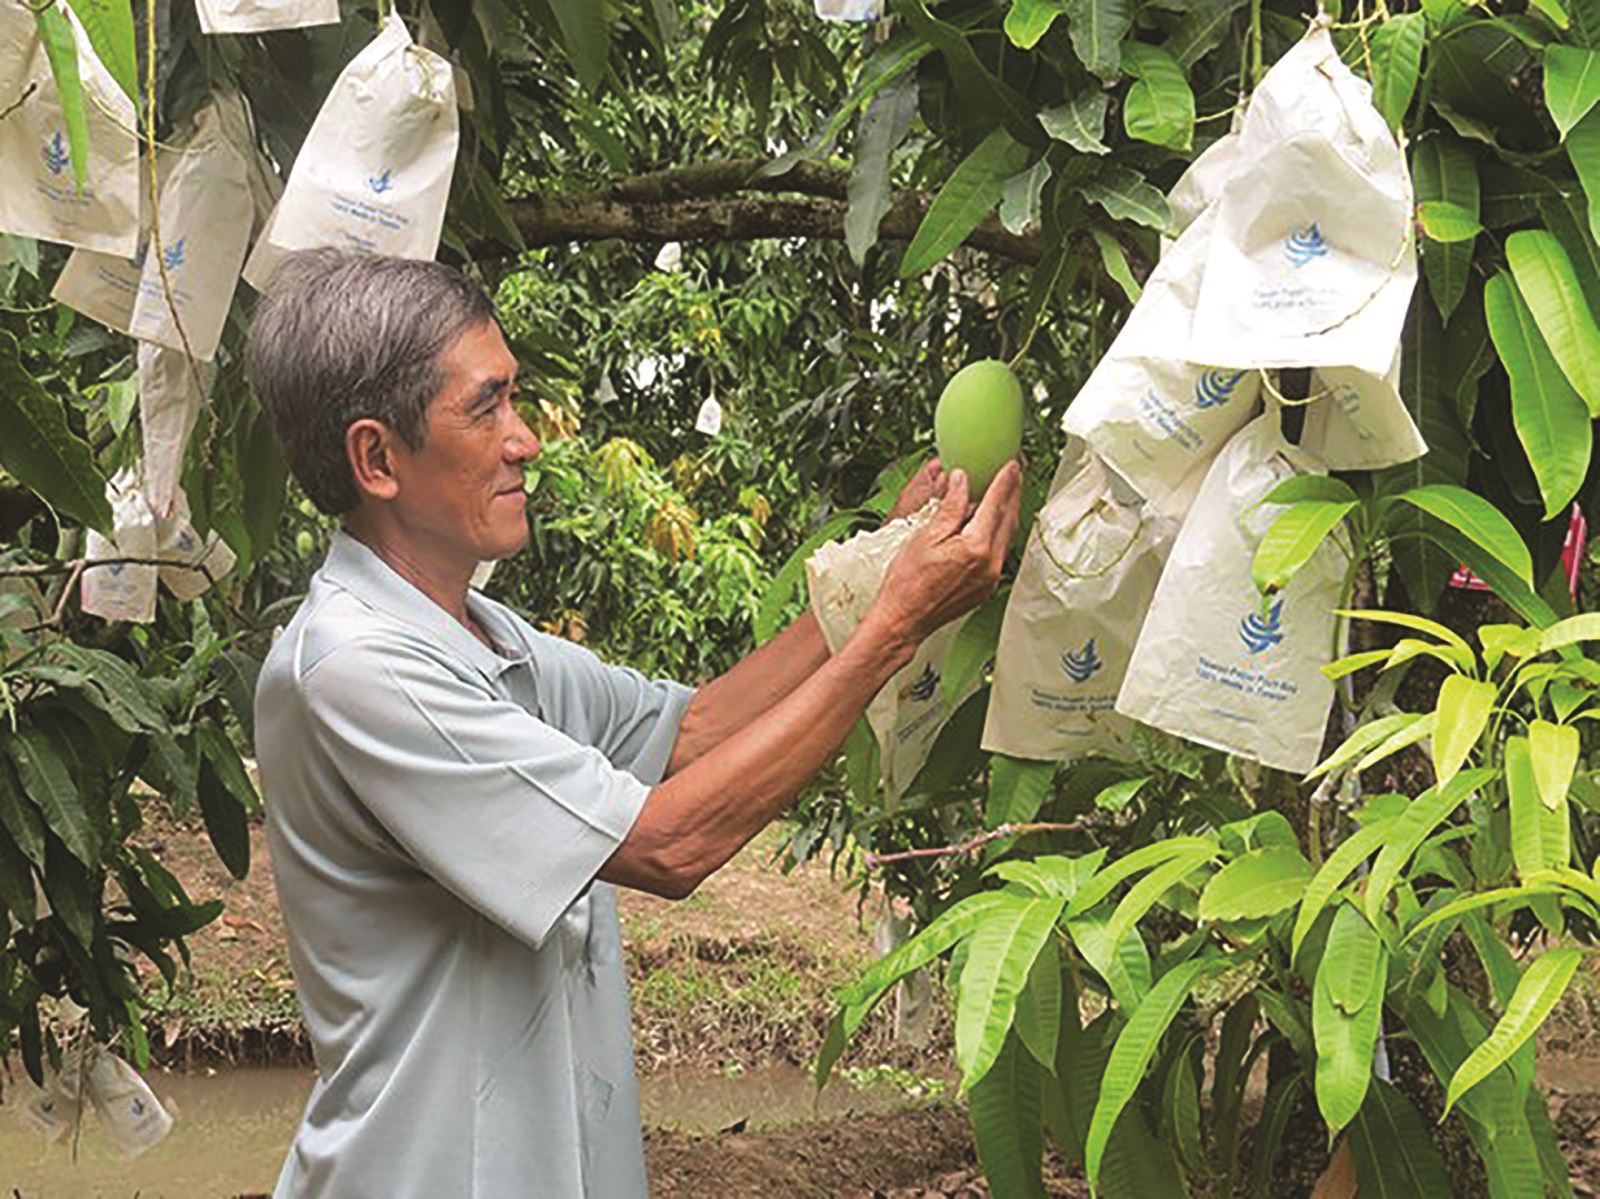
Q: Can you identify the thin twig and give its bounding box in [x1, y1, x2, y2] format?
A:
[0, 80, 38, 123]
[864, 822, 1085, 869]
[46, 559, 84, 626]
[0, 556, 212, 578]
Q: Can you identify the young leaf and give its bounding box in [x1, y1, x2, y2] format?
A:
[1066, 836, 1219, 917]
[1121, 43, 1194, 151]
[1292, 819, 1396, 960]
[1568, 106, 1600, 243]
[1387, 486, 1535, 586]
[1263, 476, 1361, 505]
[1431, 674, 1497, 787]
[1507, 735, 1573, 878]
[1365, 769, 1498, 922]
[1413, 136, 1480, 321]
[1417, 200, 1484, 242]
[1014, 939, 1063, 1072]
[956, 894, 1067, 1091]
[1444, 949, 1584, 1116]
[64, 0, 136, 102]
[1313, 905, 1388, 1132]
[1540, 611, 1600, 652]
[1093, 774, 1151, 812]
[900, 128, 1031, 278]
[1369, 13, 1427, 129]
[1199, 846, 1312, 922]
[1528, 719, 1580, 809]
[1101, 848, 1214, 950]
[1252, 500, 1356, 595]
[35, 6, 89, 192]
[1356, 711, 1438, 774]
[1005, 0, 1068, 48]
[1545, 45, 1600, 138]
[1039, 92, 1110, 154]
[1404, 882, 1568, 941]
[1504, 231, 1600, 414]
[986, 754, 1056, 829]
[1084, 956, 1215, 1193]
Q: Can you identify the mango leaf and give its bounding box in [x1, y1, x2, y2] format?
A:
[35, 6, 89, 192]
[900, 0, 1038, 141]
[1365, 769, 1497, 922]
[1039, 92, 1110, 154]
[944, 589, 1008, 706]
[1093, 774, 1150, 812]
[1090, 229, 1141, 304]
[1370, 13, 1427, 129]
[956, 893, 1067, 1091]
[1005, 0, 1068, 47]
[1321, 649, 1393, 681]
[1529, 719, 1579, 810]
[988, 849, 1108, 900]
[0, 827, 35, 924]
[64, 0, 136, 102]
[1313, 905, 1388, 1132]
[1014, 940, 1062, 1073]
[1575, 0, 1600, 45]
[1507, 736, 1572, 878]
[1540, 611, 1600, 652]
[1406, 883, 1571, 943]
[1067, 916, 1151, 1013]
[900, 127, 1030, 278]
[1504, 231, 1600, 414]
[1079, 165, 1174, 233]
[1388, 486, 1535, 586]
[1292, 820, 1397, 961]
[1066, 836, 1219, 917]
[1167, 0, 1246, 68]
[1084, 956, 1216, 1193]
[548, 0, 610, 93]
[0, 760, 46, 868]
[1432, 674, 1497, 787]
[1162, 1041, 1205, 1177]
[1248, 1076, 1303, 1199]
[755, 510, 860, 641]
[1000, 158, 1053, 237]
[846, 74, 918, 266]
[1417, 200, 1483, 242]
[1121, 43, 1193, 151]
[1348, 1079, 1453, 1197]
[1101, 847, 1214, 950]
[969, 1035, 1048, 1199]
[0, 331, 111, 532]
[1567, 106, 1600, 243]
[986, 754, 1056, 829]
[1307, 712, 1423, 781]
[1063, 0, 1133, 80]
[1199, 846, 1312, 922]
[1445, 949, 1584, 1116]
[1358, 711, 1439, 774]
[6, 726, 99, 867]
[1546, 45, 1600, 138]
[1413, 136, 1480, 321]
[195, 726, 253, 880]
[1252, 500, 1355, 595]
[1264, 475, 1360, 505]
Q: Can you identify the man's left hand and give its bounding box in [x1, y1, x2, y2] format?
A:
[883, 458, 950, 525]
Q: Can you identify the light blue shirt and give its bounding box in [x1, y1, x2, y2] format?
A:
[257, 531, 693, 1197]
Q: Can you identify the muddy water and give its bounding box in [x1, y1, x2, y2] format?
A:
[0, 1063, 924, 1197]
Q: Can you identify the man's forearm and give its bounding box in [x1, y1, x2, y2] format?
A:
[601, 613, 912, 897]
[666, 609, 832, 774]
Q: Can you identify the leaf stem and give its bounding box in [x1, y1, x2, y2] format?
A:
[864, 821, 1085, 868]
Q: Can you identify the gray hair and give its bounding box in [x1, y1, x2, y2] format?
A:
[246, 249, 498, 515]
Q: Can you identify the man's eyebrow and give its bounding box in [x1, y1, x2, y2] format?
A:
[473, 375, 517, 406]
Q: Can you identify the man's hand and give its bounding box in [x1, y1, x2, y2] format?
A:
[883, 458, 951, 525]
[869, 461, 1022, 649]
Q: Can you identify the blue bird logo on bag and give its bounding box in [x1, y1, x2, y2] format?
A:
[1283, 223, 1329, 267]
[1193, 369, 1245, 410]
[1061, 638, 1104, 683]
[41, 131, 70, 176]
[1239, 600, 1286, 653]
[162, 238, 186, 270]
[907, 663, 939, 703]
[368, 168, 395, 195]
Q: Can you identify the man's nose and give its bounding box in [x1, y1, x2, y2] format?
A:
[506, 410, 541, 462]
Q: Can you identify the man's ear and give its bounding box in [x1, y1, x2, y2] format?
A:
[346, 419, 402, 502]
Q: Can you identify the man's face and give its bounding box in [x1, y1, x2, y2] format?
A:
[388, 320, 539, 565]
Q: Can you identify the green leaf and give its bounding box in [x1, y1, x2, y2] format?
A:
[0, 759, 47, 868]
[1546, 45, 1600, 137]
[1039, 92, 1110, 154]
[196, 726, 252, 880]
[0, 826, 35, 925]
[1199, 846, 1312, 922]
[1252, 500, 1355, 595]
[899, 0, 1039, 143]
[1348, 1079, 1453, 1197]
[1504, 231, 1600, 414]
[1162, 1040, 1205, 1176]
[1067, 916, 1150, 1013]
[1063, 0, 1133, 80]
[1445, 949, 1584, 1116]
[1000, 158, 1053, 238]
[1307, 712, 1424, 781]
[1101, 847, 1214, 951]
[1529, 719, 1579, 809]
[1313, 905, 1388, 1132]
[1090, 229, 1141, 305]
[548, 0, 611, 93]
[1293, 819, 1396, 961]
[1079, 165, 1174, 233]
[758, 511, 860, 642]
[988, 849, 1107, 900]
[42, 833, 95, 947]
[1370, 13, 1427, 129]
[1264, 476, 1360, 506]
[1321, 649, 1393, 680]
[944, 590, 1008, 706]
[64, 0, 136, 102]
[1575, 0, 1600, 45]
[1248, 1075, 1302, 1199]
[969, 1035, 1048, 1199]
[1389, 486, 1535, 586]
[1431, 674, 1497, 787]
[35, 643, 166, 734]
[36, 6, 89, 193]
[1365, 769, 1497, 923]
[1120, 43, 1193, 151]
[957, 894, 1066, 1091]
[1014, 940, 1062, 1073]
[1567, 107, 1600, 243]
[1507, 735, 1572, 878]
[0, 331, 111, 532]
[1412, 137, 1480, 321]
[1093, 774, 1150, 812]
[1406, 884, 1566, 942]
[1357, 711, 1439, 774]
[1417, 200, 1483, 242]
[6, 726, 99, 867]
[900, 128, 1031, 278]
[846, 75, 918, 267]
[1006, 0, 1068, 47]
[1084, 956, 1215, 1192]
[987, 754, 1056, 829]
[1066, 836, 1219, 917]
[1167, 0, 1246, 68]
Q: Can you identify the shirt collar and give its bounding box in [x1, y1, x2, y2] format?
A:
[318, 530, 531, 680]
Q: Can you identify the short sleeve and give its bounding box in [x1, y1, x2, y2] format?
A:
[301, 636, 653, 949]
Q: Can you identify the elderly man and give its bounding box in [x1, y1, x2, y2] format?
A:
[248, 248, 1020, 1198]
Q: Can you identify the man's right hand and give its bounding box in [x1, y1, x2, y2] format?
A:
[868, 460, 1022, 650]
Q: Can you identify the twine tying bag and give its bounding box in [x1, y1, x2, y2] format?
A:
[1063, 205, 1263, 507]
[807, 505, 976, 800]
[53, 93, 254, 362]
[82, 471, 235, 622]
[196, 0, 339, 34]
[0, 2, 139, 255]
[1300, 349, 1427, 470]
[1188, 26, 1416, 377]
[1116, 412, 1345, 774]
[982, 451, 1173, 763]
[244, 13, 459, 288]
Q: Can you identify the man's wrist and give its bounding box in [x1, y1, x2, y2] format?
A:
[852, 605, 920, 674]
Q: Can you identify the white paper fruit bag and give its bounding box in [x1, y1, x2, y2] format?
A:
[82, 472, 235, 622]
[53, 94, 254, 362]
[85, 1050, 173, 1158]
[0, 2, 139, 255]
[1116, 412, 1345, 774]
[244, 13, 459, 288]
[138, 341, 211, 520]
[807, 506, 975, 799]
[982, 452, 1172, 762]
[1300, 348, 1427, 470]
[1064, 206, 1263, 507]
[196, 0, 339, 34]
[1188, 27, 1415, 377]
